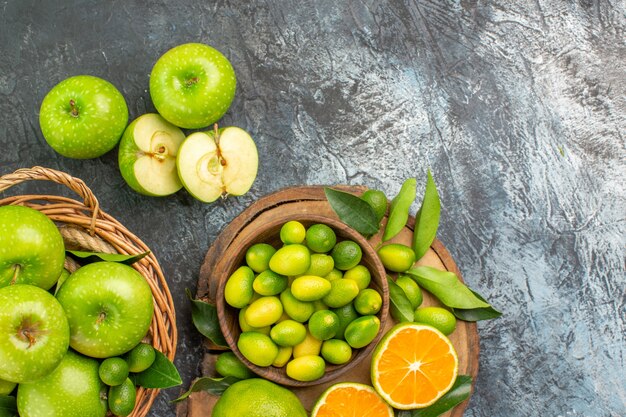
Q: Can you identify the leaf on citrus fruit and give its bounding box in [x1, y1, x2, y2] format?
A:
[324, 188, 380, 236]
[172, 376, 240, 402]
[396, 375, 473, 417]
[131, 350, 182, 389]
[387, 277, 414, 322]
[186, 289, 227, 347]
[452, 290, 502, 321]
[383, 178, 417, 242]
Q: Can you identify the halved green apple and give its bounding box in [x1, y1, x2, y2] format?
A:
[177, 126, 258, 203]
[118, 113, 185, 196]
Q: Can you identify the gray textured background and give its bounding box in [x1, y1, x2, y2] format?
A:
[1, 1, 625, 416]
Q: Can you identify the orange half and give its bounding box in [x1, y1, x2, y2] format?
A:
[371, 323, 459, 409]
[311, 382, 394, 417]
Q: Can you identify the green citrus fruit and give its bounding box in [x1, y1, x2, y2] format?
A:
[304, 254, 335, 277]
[280, 221, 306, 244]
[322, 279, 360, 308]
[332, 303, 359, 340]
[225, 266, 255, 308]
[292, 331, 322, 357]
[253, 270, 288, 296]
[291, 276, 332, 301]
[354, 289, 383, 315]
[98, 357, 129, 386]
[286, 355, 325, 382]
[395, 275, 423, 309]
[361, 189, 387, 222]
[324, 268, 343, 281]
[238, 307, 271, 335]
[321, 339, 352, 365]
[313, 299, 328, 311]
[308, 310, 340, 341]
[215, 352, 254, 380]
[343, 265, 371, 290]
[108, 378, 136, 417]
[272, 346, 293, 368]
[125, 343, 156, 373]
[245, 243, 276, 273]
[413, 307, 457, 336]
[344, 315, 381, 349]
[331, 240, 362, 270]
[245, 296, 283, 328]
[280, 289, 315, 323]
[305, 224, 337, 253]
[270, 320, 307, 347]
[237, 332, 279, 367]
[377, 244, 416, 272]
[212, 378, 307, 417]
[269, 244, 311, 276]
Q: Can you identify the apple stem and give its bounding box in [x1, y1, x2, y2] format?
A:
[69, 99, 79, 117]
[21, 329, 36, 348]
[10, 264, 21, 285]
[96, 311, 107, 326]
[185, 76, 199, 87]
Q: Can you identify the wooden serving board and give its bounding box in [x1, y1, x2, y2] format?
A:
[178, 186, 479, 417]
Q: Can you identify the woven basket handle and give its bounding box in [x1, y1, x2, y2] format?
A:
[0, 166, 100, 232]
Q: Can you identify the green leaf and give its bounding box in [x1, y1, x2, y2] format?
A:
[413, 170, 440, 260]
[387, 276, 414, 322]
[324, 188, 380, 236]
[172, 376, 240, 402]
[0, 395, 17, 417]
[405, 266, 491, 310]
[131, 350, 182, 389]
[452, 290, 502, 321]
[186, 289, 227, 347]
[383, 178, 417, 242]
[67, 250, 149, 265]
[411, 375, 473, 417]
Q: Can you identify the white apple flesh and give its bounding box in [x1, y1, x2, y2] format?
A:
[118, 113, 186, 196]
[177, 126, 258, 203]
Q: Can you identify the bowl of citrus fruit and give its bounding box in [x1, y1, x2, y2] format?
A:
[215, 213, 389, 386]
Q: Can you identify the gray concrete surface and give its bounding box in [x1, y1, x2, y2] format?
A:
[1, 1, 624, 416]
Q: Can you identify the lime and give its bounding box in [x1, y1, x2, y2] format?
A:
[322, 279, 360, 308]
[377, 244, 416, 272]
[291, 276, 332, 301]
[245, 296, 283, 328]
[332, 303, 359, 340]
[212, 378, 307, 417]
[270, 320, 307, 347]
[225, 266, 255, 308]
[361, 189, 387, 222]
[215, 352, 254, 380]
[396, 275, 423, 309]
[272, 346, 293, 368]
[354, 289, 383, 315]
[108, 378, 136, 417]
[321, 339, 352, 365]
[305, 224, 337, 253]
[313, 299, 328, 311]
[331, 240, 362, 270]
[324, 268, 343, 281]
[308, 310, 340, 341]
[344, 315, 380, 349]
[237, 332, 279, 367]
[343, 265, 371, 290]
[99, 357, 129, 386]
[293, 331, 322, 357]
[0, 378, 16, 395]
[280, 288, 315, 323]
[305, 254, 335, 277]
[269, 244, 311, 276]
[239, 306, 271, 335]
[413, 307, 457, 336]
[280, 221, 306, 244]
[286, 356, 325, 382]
[245, 243, 276, 273]
[126, 343, 156, 373]
[253, 270, 288, 296]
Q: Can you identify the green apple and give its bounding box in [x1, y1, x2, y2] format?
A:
[0, 205, 65, 289]
[56, 262, 154, 358]
[0, 285, 70, 383]
[149, 43, 236, 129]
[0, 378, 17, 395]
[17, 350, 107, 417]
[118, 113, 186, 196]
[177, 126, 258, 203]
[39, 75, 128, 159]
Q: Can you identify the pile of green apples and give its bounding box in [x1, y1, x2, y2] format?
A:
[39, 43, 258, 202]
[0, 205, 156, 417]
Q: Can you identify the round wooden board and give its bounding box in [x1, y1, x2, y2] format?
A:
[181, 186, 479, 417]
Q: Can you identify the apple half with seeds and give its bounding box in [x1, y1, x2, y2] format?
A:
[118, 113, 186, 196]
[177, 126, 258, 203]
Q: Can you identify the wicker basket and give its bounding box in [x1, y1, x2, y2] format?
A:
[0, 166, 178, 417]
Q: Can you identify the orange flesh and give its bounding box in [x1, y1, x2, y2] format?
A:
[314, 386, 392, 417]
